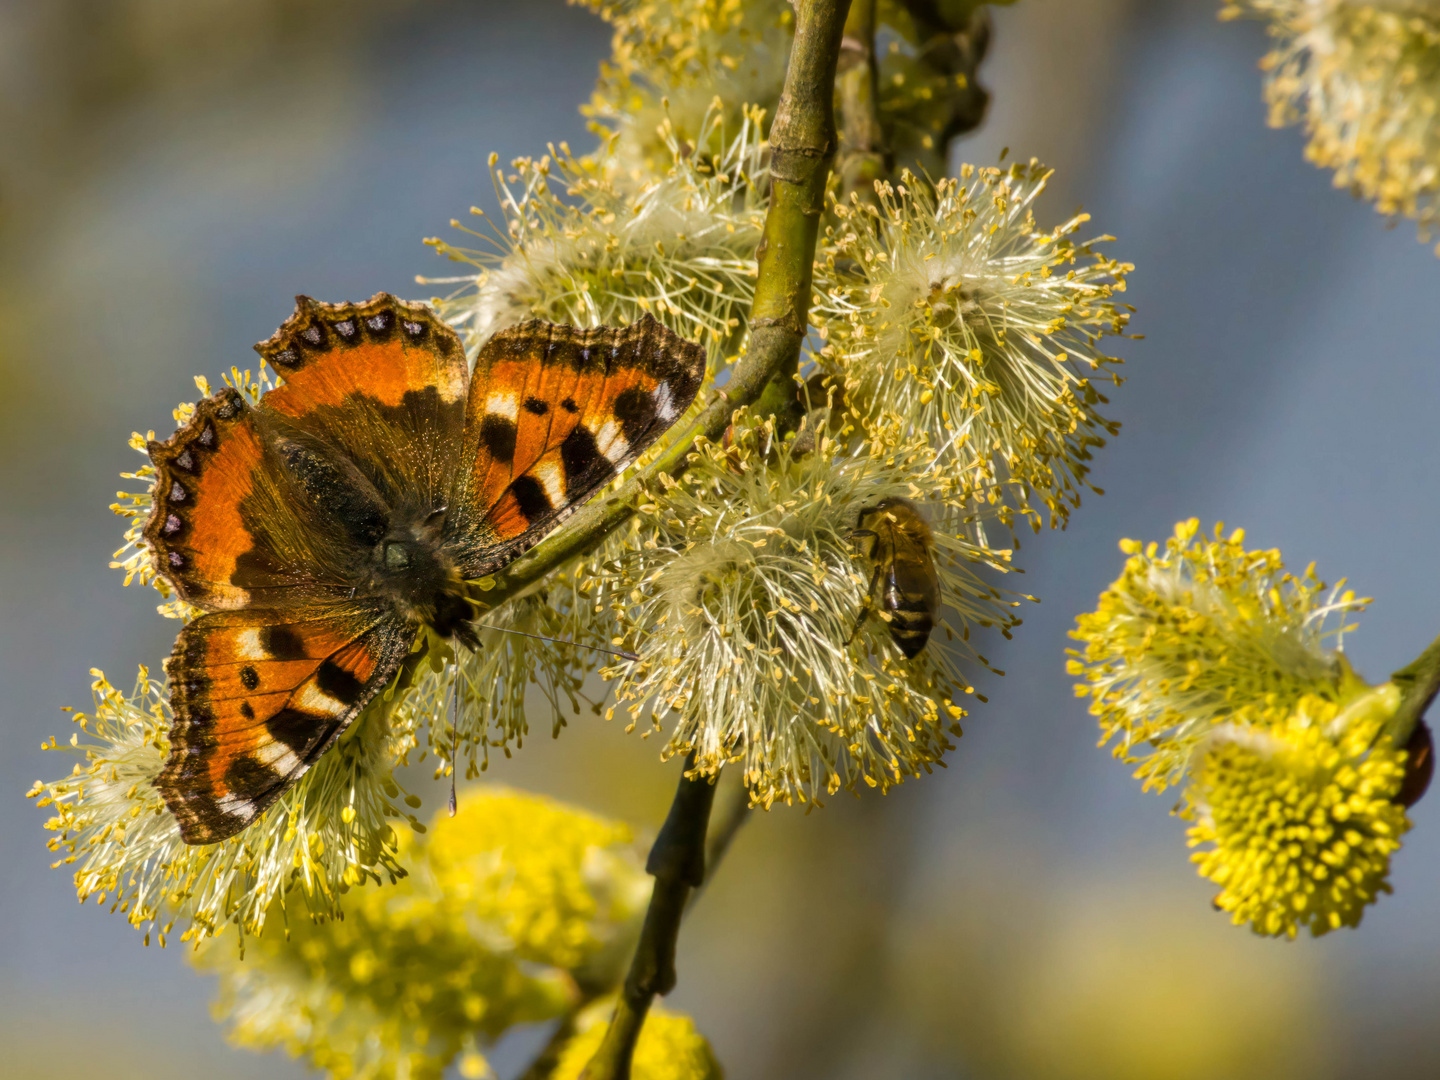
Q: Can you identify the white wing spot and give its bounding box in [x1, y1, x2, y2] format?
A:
[485, 390, 519, 421]
[215, 793, 254, 820]
[295, 682, 347, 716]
[654, 381, 678, 421]
[533, 460, 566, 506]
[254, 739, 303, 776]
[235, 629, 267, 661]
[437, 364, 466, 404]
[595, 419, 629, 465]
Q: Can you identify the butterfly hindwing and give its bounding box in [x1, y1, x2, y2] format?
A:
[158, 604, 415, 843]
[452, 314, 706, 575]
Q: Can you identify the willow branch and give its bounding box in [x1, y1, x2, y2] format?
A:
[695, 772, 751, 905]
[469, 0, 849, 614]
[571, 5, 850, 1075]
[837, 0, 889, 198]
[579, 759, 717, 1080]
[1384, 631, 1440, 748]
[518, 1005, 587, 1080]
[516, 772, 748, 1080]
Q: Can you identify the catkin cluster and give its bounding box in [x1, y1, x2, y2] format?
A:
[1222, 0, 1440, 252]
[1070, 520, 1417, 937]
[40, 0, 1129, 955]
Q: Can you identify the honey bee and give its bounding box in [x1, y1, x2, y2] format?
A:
[849, 496, 941, 658]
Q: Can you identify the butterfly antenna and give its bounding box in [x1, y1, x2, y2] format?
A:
[470, 623, 639, 663]
[448, 671, 459, 818]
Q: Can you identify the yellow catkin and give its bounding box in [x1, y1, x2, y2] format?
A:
[194, 789, 651, 1079]
[813, 162, 1133, 533]
[551, 1004, 724, 1080]
[1186, 689, 1410, 938]
[1068, 519, 1369, 790]
[1222, 0, 1440, 252]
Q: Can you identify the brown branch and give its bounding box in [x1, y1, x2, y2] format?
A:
[517, 1005, 588, 1080]
[578, 758, 717, 1080]
[574, 5, 852, 1072]
[517, 771, 750, 1080]
[694, 771, 751, 906]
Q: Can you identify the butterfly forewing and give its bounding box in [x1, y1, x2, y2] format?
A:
[255, 294, 469, 517]
[450, 313, 706, 576]
[145, 387, 328, 608]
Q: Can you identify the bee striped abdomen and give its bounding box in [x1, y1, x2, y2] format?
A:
[856, 496, 942, 660]
[882, 567, 938, 659]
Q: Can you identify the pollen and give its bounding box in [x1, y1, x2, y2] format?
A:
[33, 665, 429, 945]
[596, 413, 1018, 807]
[420, 105, 766, 368]
[1222, 0, 1440, 254]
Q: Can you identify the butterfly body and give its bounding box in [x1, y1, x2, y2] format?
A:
[145, 294, 703, 843]
[852, 497, 941, 659]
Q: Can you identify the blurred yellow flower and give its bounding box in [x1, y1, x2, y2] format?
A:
[894, 872, 1328, 1080]
[1186, 685, 1411, 938]
[552, 1001, 724, 1080]
[195, 788, 652, 1080]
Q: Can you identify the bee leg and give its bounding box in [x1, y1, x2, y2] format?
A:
[845, 564, 885, 647]
[848, 528, 877, 555]
[844, 612, 867, 647]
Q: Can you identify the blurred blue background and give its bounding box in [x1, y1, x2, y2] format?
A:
[3, 1, 1438, 1077]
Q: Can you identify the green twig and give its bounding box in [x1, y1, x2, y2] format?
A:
[1385, 631, 1440, 747]
[495, 3, 853, 1074]
[837, 0, 890, 198]
[572, 7, 852, 1071]
[579, 758, 718, 1080]
[468, 0, 851, 617]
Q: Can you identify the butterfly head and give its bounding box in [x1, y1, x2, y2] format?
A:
[361, 505, 472, 633]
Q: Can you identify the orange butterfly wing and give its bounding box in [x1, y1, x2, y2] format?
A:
[254, 294, 469, 516]
[158, 605, 414, 843]
[144, 298, 704, 845]
[147, 294, 469, 843]
[450, 314, 706, 576]
[145, 388, 280, 608]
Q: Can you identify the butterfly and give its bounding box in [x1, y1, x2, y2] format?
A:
[145, 294, 704, 844]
